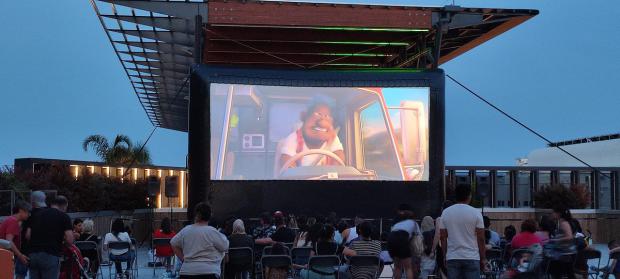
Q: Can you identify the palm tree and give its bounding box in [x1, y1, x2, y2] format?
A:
[82, 134, 151, 165]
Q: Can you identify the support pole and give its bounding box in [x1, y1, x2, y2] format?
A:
[187, 14, 205, 221]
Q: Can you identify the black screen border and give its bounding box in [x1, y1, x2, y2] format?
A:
[188, 65, 445, 218]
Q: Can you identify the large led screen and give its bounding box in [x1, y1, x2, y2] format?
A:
[210, 84, 430, 181]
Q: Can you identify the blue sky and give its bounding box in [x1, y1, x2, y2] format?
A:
[0, 0, 618, 167]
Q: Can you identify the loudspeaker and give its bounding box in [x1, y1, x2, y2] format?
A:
[165, 176, 179, 198]
[476, 175, 490, 198]
[147, 176, 160, 197]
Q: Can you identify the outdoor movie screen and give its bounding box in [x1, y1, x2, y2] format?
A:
[210, 83, 430, 181]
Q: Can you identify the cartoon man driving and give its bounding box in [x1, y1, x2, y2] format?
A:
[279, 101, 345, 169]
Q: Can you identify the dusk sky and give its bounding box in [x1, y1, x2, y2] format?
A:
[1, 0, 618, 168]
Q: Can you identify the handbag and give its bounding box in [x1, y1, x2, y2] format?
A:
[409, 233, 424, 258]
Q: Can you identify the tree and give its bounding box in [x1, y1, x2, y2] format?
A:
[83, 134, 151, 165]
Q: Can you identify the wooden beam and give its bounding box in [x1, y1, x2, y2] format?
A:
[438, 15, 534, 65]
[208, 0, 432, 29]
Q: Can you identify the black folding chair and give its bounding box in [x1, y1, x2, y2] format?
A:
[291, 247, 313, 265]
[349, 255, 381, 279]
[75, 241, 101, 279]
[151, 238, 174, 277]
[597, 251, 620, 279]
[261, 255, 292, 279]
[263, 245, 290, 256]
[307, 255, 340, 279]
[130, 238, 139, 278]
[106, 241, 136, 279]
[227, 247, 254, 279]
[485, 248, 503, 279]
[573, 248, 601, 279]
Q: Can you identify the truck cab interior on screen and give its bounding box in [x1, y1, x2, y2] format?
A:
[210, 84, 429, 181]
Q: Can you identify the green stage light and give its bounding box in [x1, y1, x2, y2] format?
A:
[314, 27, 429, 32]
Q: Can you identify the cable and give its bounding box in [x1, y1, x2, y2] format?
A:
[446, 74, 611, 179]
[121, 71, 192, 178]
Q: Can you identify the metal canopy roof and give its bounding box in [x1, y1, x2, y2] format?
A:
[91, 0, 537, 132]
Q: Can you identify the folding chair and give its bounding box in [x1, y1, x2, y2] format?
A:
[349, 255, 381, 279]
[261, 255, 292, 279]
[263, 245, 290, 256]
[152, 238, 175, 277]
[378, 242, 393, 279]
[107, 241, 136, 279]
[291, 247, 313, 265]
[572, 248, 601, 279]
[485, 248, 503, 279]
[227, 247, 254, 279]
[307, 255, 340, 279]
[0, 248, 14, 279]
[75, 241, 101, 279]
[598, 251, 620, 279]
[130, 238, 139, 278]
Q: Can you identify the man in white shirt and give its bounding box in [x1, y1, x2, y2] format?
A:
[279, 102, 345, 168]
[439, 184, 487, 279]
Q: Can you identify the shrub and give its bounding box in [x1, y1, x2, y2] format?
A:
[534, 183, 591, 209]
[1, 164, 147, 212]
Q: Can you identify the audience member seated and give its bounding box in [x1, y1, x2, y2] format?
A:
[534, 215, 555, 245]
[78, 219, 99, 276]
[511, 219, 542, 249]
[314, 225, 338, 255]
[296, 217, 317, 247]
[228, 219, 254, 249]
[226, 219, 254, 279]
[104, 218, 135, 278]
[343, 221, 382, 279]
[341, 215, 364, 246]
[153, 217, 176, 275]
[500, 225, 517, 248]
[73, 218, 83, 240]
[253, 212, 276, 240]
[483, 216, 501, 247]
[171, 202, 229, 279]
[298, 223, 322, 248]
[256, 214, 296, 245]
[325, 212, 343, 245]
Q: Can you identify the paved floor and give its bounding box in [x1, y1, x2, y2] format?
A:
[94, 244, 613, 279]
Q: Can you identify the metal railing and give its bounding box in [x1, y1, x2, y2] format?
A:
[445, 166, 620, 210]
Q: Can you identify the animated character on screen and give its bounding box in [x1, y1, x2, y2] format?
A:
[278, 100, 345, 170]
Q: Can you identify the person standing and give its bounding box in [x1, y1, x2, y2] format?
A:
[439, 184, 487, 279]
[0, 200, 31, 279]
[171, 202, 229, 279]
[28, 195, 74, 279]
[387, 204, 422, 279]
[21, 191, 47, 257]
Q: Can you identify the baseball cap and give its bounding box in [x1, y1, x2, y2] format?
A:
[31, 191, 47, 208]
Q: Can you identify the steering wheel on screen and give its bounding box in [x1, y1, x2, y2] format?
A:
[278, 149, 345, 177]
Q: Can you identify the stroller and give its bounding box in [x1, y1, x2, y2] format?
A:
[60, 243, 92, 279]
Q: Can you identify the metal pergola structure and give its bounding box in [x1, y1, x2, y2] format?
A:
[91, 0, 537, 132]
